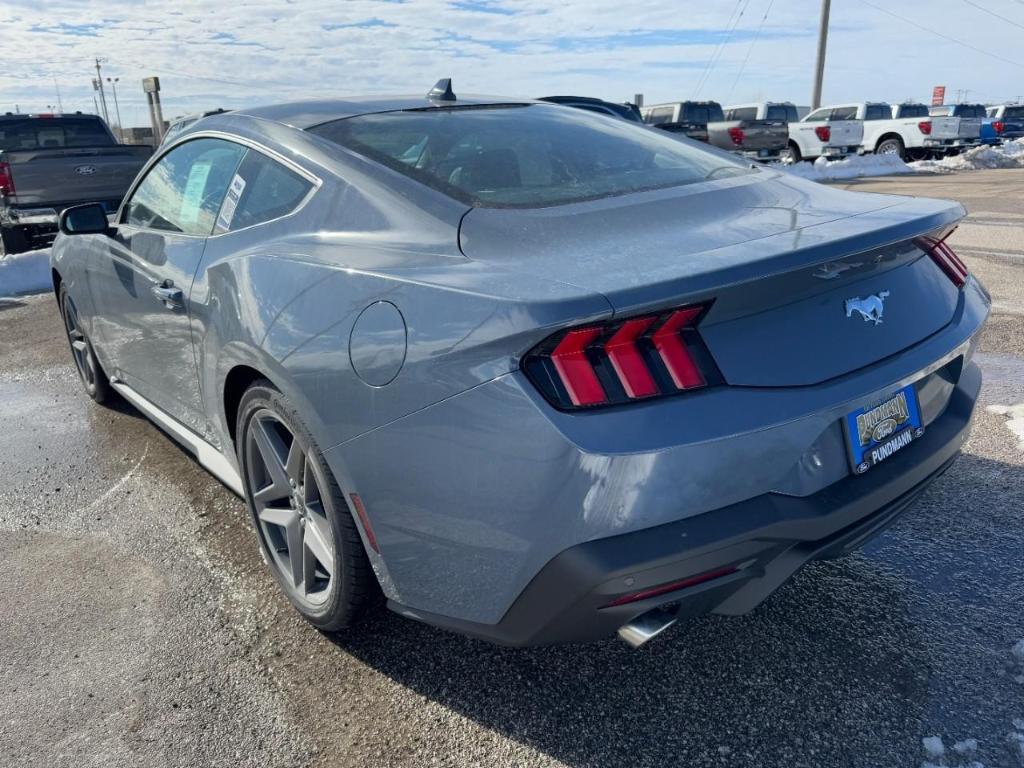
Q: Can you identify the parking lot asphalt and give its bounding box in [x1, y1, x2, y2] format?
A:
[2, 169, 1023, 768]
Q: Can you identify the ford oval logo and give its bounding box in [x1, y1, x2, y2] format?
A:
[74, 165, 97, 176]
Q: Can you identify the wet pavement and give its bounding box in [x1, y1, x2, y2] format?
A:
[2, 170, 1023, 767]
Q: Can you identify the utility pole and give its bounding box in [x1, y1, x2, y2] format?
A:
[143, 77, 165, 144]
[810, 0, 831, 110]
[53, 78, 64, 112]
[107, 77, 123, 140]
[94, 58, 110, 124]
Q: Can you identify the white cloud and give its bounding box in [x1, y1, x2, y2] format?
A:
[3, 0, 1023, 127]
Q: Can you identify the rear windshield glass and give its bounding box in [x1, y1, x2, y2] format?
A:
[310, 105, 753, 208]
[681, 104, 725, 123]
[954, 105, 986, 118]
[0, 117, 113, 150]
[897, 104, 929, 118]
[1004, 106, 1024, 119]
[766, 104, 799, 122]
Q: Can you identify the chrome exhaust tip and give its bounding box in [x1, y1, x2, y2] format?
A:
[617, 608, 678, 649]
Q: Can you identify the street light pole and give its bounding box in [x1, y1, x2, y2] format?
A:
[107, 77, 123, 140]
[810, 0, 831, 110]
[94, 58, 110, 124]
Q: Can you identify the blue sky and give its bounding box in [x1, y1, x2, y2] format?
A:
[3, 0, 1024, 127]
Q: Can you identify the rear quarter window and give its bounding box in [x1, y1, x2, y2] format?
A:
[0, 117, 113, 150]
[213, 150, 313, 234]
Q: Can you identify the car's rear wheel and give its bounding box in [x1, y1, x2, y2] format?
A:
[237, 382, 377, 631]
[787, 141, 803, 163]
[0, 225, 29, 257]
[876, 137, 905, 160]
[59, 284, 113, 404]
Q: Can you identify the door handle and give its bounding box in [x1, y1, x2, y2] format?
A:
[151, 280, 184, 309]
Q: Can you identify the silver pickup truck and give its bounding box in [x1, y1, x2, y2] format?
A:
[0, 113, 150, 254]
[642, 101, 789, 160]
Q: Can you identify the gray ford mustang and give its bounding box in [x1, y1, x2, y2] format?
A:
[51, 81, 989, 648]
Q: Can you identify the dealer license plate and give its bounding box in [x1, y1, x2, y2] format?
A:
[844, 384, 924, 475]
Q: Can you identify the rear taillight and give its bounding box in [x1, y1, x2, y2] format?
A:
[814, 125, 831, 142]
[917, 235, 969, 288]
[994, 121, 1005, 135]
[727, 126, 745, 146]
[523, 303, 721, 410]
[918, 121, 932, 135]
[0, 161, 13, 196]
[604, 565, 740, 607]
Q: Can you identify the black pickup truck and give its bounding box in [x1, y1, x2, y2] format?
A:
[0, 113, 151, 254]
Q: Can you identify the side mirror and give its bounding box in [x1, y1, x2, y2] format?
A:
[59, 203, 110, 236]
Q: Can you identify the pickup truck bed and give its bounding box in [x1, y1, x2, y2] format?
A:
[707, 119, 789, 159]
[0, 114, 151, 254]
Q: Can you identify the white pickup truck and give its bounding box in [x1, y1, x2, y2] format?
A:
[823, 102, 977, 160]
[781, 103, 864, 162]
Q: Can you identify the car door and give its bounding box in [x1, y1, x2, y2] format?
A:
[88, 137, 246, 434]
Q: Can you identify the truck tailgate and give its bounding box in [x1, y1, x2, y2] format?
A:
[738, 120, 788, 151]
[826, 120, 863, 147]
[957, 118, 982, 139]
[4, 145, 151, 208]
[929, 117, 961, 140]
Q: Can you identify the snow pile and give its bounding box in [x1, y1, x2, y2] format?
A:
[911, 139, 1024, 173]
[0, 248, 52, 297]
[986, 403, 1024, 452]
[778, 153, 914, 181]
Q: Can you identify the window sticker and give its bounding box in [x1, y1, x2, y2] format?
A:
[180, 161, 212, 228]
[215, 173, 246, 232]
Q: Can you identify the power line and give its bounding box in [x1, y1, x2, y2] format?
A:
[692, 0, 744, 99]
[960, 0, 1024, 31]
[860, 0, 1024, 71]
[726, 0, 775, 101]
[694, 0, 753, 98]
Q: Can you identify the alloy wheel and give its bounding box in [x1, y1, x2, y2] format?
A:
[62, 296, 97, 389]
[245, 410, 336, 607]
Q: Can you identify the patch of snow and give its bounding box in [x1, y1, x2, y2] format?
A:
[986, 404, 1024, 451]
[0, 248, 52, 297]
[777, 153, 914, 181]
[910, 138, 1024, 173]
[953, 739, 979, 755]
[923, 736, 946, 759]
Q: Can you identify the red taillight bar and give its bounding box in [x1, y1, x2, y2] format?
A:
[604, 317, 658, 399]
[918, 120, 932, 135]
[814, 125, 831, 142]
[916, 234, 969, 288]
[727, 126, 745, 146]
[550, 327, 607, 406]
[0, 161, 14, 196]
[994, 121, 1005, 135]
[524, 303, 720, 410]
[605, 565, 740, 607]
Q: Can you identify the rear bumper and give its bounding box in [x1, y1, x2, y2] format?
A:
[394, 361, 980, 646]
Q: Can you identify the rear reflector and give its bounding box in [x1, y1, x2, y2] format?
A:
[605, 565, 739, 607]
[917, 235, 969, 288]
[814, 125, 831, 142]
[524, 302, 721, 410]
[349, 493, 380, 553]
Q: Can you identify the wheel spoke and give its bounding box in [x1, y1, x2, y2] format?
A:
[251, 418, 291, 494]
[285, 440, 304, 486]
[257, 506, 298, 528]
[303, 511, 334, 578]
[71, 339, 87, 352]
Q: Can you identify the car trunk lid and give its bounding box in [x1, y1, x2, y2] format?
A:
[459, 172, 964, 387]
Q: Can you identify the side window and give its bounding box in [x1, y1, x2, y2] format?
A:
[830, 106, 858, 120]
[803, 108, 830, 122]
[731, 107, 756, 120]
[644, 107, 675, 125]
[213, 150, 313, 234]
[125, 138, 245, 235]
[864, 105, 888, 121]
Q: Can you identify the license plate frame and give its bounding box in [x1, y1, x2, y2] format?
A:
[844, 384, 924, 475]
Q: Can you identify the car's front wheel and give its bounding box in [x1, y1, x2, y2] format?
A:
[237, 382, 377, 631]
[59, 284, 113, 404]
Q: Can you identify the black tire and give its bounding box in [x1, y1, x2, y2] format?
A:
[59, 284, 114, 404]
[788, 141, 803, 163]
[876, 137, 905, 160]
[236, 381, 377, 632]
[0, 225, 29, 257]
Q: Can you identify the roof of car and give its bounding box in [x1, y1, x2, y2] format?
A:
[234, 95, 533, 130]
